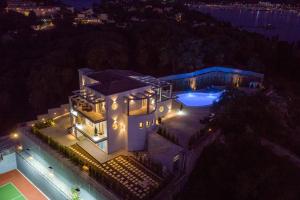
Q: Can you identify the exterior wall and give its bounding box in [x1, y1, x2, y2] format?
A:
[106, 94, 127, 154]
[0, 152, 17, 173]
[106, 86, 152, 154]
[171, 72, 262, 91]
[127, 113, 156, 151]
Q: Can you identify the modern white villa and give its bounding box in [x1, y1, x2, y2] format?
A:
[1, 66, 264, 200]
[69, 68, 173, 154]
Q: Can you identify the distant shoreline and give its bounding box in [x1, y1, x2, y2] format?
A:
[61, 0, 101, 9]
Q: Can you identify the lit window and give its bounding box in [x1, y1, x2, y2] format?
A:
[139, 122, 143, 129]
[159, 106, 164, 113]
[146, 121, 150, 127]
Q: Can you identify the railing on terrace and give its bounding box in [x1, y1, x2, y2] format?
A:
[73, 126, 107, 144]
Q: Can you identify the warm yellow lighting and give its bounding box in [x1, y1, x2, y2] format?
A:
[28, 156, 33, 160]
[17, 145, 23, 151]
[12, 133, 19, 139]
[159, 106, 164, 113]
[111, 95, 118, 102]
[111, 101, 118, 110]
[190, 77, 197, 90]
[146, 121, 150, 128]
[112, 121, 118, 130]
[177, 110, 185, 116]
[208, 128, 212, 132]
[139, 122, 143, 129]
[82, 165, 89, 171]
[54, 112, 56, 115]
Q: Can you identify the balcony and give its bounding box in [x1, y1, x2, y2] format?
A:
[126, 91, 157, 116]
[71, 95, 106, 123]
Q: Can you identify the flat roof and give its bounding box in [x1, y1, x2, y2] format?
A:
[87, 70, 149, 95]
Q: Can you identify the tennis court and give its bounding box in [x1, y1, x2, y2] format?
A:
[0, 170, 48, 200]
[0, 182, 26, 200]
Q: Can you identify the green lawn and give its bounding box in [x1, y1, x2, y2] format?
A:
[0, 183, 26, 200]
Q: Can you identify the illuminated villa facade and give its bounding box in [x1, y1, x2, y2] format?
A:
[0, 66, 264, 200]
[69, 68, 173, 154]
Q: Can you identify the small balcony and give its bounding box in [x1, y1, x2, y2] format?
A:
[71, 94, 106, 123]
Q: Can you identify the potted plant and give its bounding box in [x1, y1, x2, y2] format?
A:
[94, 127, 98, 136]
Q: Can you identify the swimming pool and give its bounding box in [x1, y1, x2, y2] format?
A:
[176, 89, 224, 107]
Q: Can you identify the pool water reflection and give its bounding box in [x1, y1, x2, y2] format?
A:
[177, 90, 224, 107]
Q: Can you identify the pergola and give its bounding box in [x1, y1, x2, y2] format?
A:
[129, 75, 172, 102]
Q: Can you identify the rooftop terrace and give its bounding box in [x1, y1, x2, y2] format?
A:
[87, 71, 149, 95]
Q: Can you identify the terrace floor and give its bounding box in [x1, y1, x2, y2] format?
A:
[40, 115, 78, 146]
[162, 106, 211, 148]
[75, 106, 105, 122]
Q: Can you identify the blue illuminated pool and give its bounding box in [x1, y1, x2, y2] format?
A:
[176, 89, 224, 107]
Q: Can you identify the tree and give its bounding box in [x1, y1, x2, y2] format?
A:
[94, 126, 98, 136]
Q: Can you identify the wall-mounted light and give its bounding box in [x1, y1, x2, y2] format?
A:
[17, 145, 23, 151]
[111, 101, 118, 110]
[11, 132, 19, 139]
[167, 105, 172, 112]
[130, 100, 135, 105]
[112, 121, 118, 130]
[159, 106, 164, 113]
[151, 99, 155, 105]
